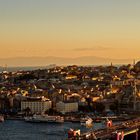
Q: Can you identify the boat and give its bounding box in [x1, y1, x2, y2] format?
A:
[65, 116, 80, 122]
[0, 115, 4, 122]
[24, 114, 64, 123]
[103, 118, 113, 128]
[94, 118, 102, 123]
[68, 128, 80, 138]
[80, 116, 93, 127]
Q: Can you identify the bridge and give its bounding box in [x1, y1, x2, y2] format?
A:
[68, 118, 140, 140]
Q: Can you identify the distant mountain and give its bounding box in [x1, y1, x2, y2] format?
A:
[0, 56, 133, 67]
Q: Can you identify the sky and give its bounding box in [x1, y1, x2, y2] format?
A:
[0, 0, 140, 60]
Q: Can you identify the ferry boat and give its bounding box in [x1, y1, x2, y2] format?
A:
[0, 115, 4, 122]
[80, 116, 93, 127]
[24, 114, 64, 123]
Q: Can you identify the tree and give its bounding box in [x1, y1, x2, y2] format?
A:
[95, 102, 105, 113]
[85, 97, 93, 111]
[109, 101, 119, 113]
[24, 107, 31, 116]
[45, 108, 61, 115]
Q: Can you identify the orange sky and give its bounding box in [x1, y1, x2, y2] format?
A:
[0, 0, 140, 60]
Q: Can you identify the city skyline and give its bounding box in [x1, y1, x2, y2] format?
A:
[0, 0, 140, 65]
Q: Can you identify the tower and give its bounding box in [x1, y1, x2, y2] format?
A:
[133, 59, 136, 66]
[110, 62, 113, 74]
[133, 79, 137, 111]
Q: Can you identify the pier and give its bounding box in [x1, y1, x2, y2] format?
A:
[68, 117, 140, 140]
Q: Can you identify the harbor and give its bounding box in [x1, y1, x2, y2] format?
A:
[1, 116, 140, 140]
[0, 119, 102, 140]
[1, 112, 140, 140]
[68, 117, 140, 140]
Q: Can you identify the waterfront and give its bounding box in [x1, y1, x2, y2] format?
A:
[0, 120, 103, 140]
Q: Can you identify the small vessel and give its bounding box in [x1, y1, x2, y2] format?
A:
[24, 114, 64, 123]
[68, 128, 80, 138]
[104, 118, 113, 128]
[65, 116, 80, 122]
[0, 115, 4, 122]
[94, 118, 101, 123]
[80, 116, 93, 127]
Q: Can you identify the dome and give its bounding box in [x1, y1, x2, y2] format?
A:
[135, 61, 140, 67]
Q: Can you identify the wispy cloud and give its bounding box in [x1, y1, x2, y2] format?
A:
[74, 46, 110, 51]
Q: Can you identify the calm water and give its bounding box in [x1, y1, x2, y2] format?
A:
[0, 120, 103, 140]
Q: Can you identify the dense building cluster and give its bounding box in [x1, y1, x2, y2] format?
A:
[1, 61, 140, 116]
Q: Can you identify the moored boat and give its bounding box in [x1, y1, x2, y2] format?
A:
[68, 128, 80, 138]
[0, 115, 4, 122]
[80, 116, 93, 127]
[24, 114, 64, 123]
[103, 118, 113, 128]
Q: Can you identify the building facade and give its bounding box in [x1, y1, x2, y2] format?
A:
[56, 101, 78, 114]
[21, 100, 52, 114]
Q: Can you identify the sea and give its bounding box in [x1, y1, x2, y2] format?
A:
[0, 64, 121, 72]
[0, 66, 48, 72]
[0, 120, 104, 140]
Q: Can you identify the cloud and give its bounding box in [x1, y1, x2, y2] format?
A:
[74, 46, 110, 51]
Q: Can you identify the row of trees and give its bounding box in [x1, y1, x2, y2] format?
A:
[79, 98, 118, 114]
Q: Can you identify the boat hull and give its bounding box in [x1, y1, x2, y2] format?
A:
[25, 119, 64, 123]
[0, 116, 4, 122]
[24, 115, 64, 123]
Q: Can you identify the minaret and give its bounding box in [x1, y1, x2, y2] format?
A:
[133, 79, 137, 111]
[110, 62, 113, 74]
[133, 59, 136, 66]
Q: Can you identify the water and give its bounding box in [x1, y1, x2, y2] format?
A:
[0, 66, 48, 72]
[0, 120, 103, 140]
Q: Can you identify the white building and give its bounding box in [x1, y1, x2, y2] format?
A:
[56, 101, 78, 114]
[111, 80, 125, 86]
[21, 100, 52, 114]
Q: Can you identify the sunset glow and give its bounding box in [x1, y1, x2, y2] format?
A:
[0, 0, 140, 65]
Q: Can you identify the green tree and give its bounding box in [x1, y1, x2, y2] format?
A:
[24, 107, 31, 116]
[95, 102, 105, 113]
